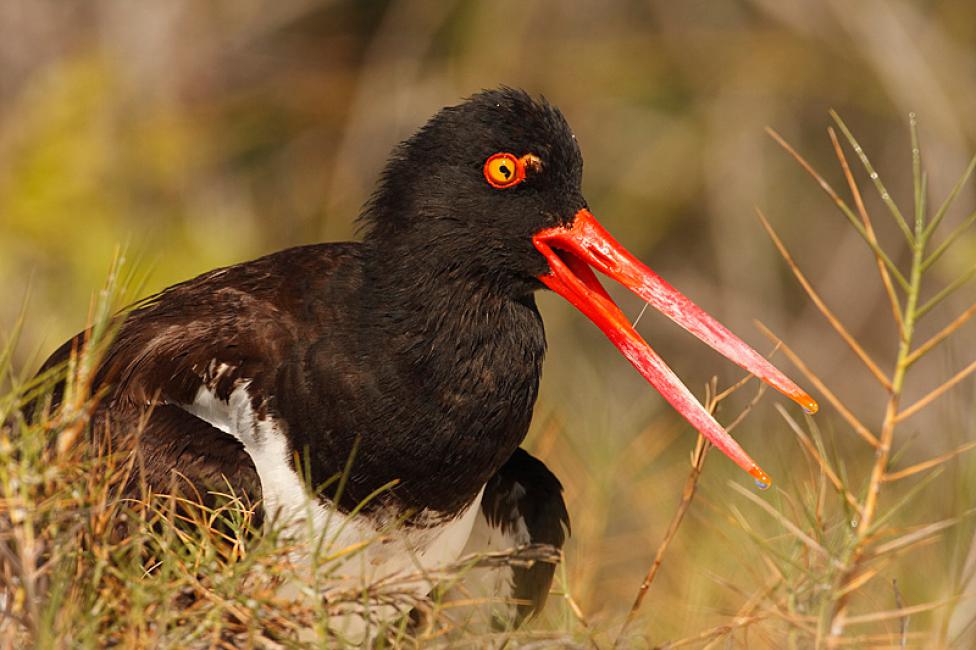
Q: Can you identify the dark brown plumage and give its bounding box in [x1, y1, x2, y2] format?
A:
[32, 87, 815, 636]
[35, 90, 576, 629]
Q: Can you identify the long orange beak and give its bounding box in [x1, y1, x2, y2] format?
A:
[533, 209, 817, 486]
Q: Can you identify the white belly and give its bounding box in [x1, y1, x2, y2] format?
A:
[184, 381, 483, 639]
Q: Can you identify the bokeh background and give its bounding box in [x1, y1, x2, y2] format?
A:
[3, 0, 976, 645]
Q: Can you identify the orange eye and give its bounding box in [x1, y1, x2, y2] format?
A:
[484, 153, 525, 189]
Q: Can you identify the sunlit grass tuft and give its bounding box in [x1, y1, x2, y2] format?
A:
[4, 116, 976, 648]
[657, 113, 976, 648]
[593, 114, 976, 649]
[0, 258, 571, 648]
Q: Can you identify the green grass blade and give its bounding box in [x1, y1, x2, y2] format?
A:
[917, 262, 976, 319]
[925, 152, 976, 240]
[831, 110, 915, 246]
[869, 468, 943, 534]
[923, 209, 976, 272]
[911, 113, 926, 237]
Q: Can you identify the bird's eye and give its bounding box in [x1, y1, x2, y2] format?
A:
[484, 152, 526, 189]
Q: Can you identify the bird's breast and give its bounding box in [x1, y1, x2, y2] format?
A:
[182, 379, 486, 567]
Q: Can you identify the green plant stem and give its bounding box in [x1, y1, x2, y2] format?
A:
[766, 126, 910, 292]
[923, 209, 976, 272]
[924, 153, 976, 240]
[826, 171, 930, 647]
[916, 262, 976, 319]
[831, 110, 916, 247]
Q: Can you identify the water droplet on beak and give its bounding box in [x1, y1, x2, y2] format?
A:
[800, 396, 819, 415]
[749, 466, 772, 491]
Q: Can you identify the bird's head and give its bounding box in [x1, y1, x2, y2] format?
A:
[362, 88, 818, 485]
[361, 88, 583, 290]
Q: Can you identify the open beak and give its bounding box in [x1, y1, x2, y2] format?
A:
[533, 209, 817, 486]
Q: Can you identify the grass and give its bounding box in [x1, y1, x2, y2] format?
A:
[3, 115, 976, 647]
[752, 113, 976, 647]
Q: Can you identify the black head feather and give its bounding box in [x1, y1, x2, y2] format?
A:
[361, 88, 585, 294]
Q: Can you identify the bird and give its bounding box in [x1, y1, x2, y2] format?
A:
[32, 88, 817, 639]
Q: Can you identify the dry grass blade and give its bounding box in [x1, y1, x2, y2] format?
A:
[713, 367, 761, 404]
[884, 442, 976, 482]
[829, 127, 905, 334]
[829, 632, 927, 646]
[766, 127, 909, 291]
[724, 383, 768, 434]
[843, 597, 964, 626]
[829, 111, 915, 246]
[613, 434, 710, 648]
[870, 516, 968, 557]
[615, 373, 767, 646]
[651, 615, 766, 650]
[757, 208, 891, 390]
[895, 358, 976, 422]
[835, 568, 883, 598]
[774, 404, 861, 515]
[0, 300, 27, 399]
[906, 301, 976, 366]
[755, 321, 879, 447]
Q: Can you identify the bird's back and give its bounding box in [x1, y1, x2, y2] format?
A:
[33, 242, 364, 508]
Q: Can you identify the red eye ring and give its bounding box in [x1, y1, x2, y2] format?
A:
[484, 152, 526, 189]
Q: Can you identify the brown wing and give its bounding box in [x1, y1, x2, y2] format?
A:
[120, 404, 261, 510]
[29, 243, 359, 514]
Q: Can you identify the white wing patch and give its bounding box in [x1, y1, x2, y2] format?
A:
[183, 381, 317, 526]
[181, 379, 484, 642]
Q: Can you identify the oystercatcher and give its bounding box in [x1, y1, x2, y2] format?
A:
[34, 88, 816, 635]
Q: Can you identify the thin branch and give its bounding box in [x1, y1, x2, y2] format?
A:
[910, 112, 926, 235]
[896, 359, 976, 422]
[923, 209, 976, 272]
[829, 632, 927, 646]
[756, 321, 880, 447]
[616, 434, 709, 639]
[766, 127, 909, 291]
[835, 567, 883, 598]
[714, 368, 762, 404]
[916, 262, 976, 319]
[884, 442, 976, 482]
[651, 615, 766, 650]
[829, 110, 915, 246]
[829, 126, 904, 334]
[757, 209, 891, 390]
[906, 301, 976, 367]
[843, 597, 963, 626]
[870, 468, 946, 534]
[616, 375, 766, 645]
[870, 515, 968, 557]
[924, 152, 976, 239]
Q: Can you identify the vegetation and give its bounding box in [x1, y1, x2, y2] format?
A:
[3, 2, 976, 648]
[3, 113, 976, 648]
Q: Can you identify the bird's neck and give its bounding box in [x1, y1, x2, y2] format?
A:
[313, 243, 546, 516]
[360, 237, 541, 361]
[360, 242, 546, 412]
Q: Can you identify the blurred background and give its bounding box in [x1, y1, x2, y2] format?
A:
[2, 0, 976, 645]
